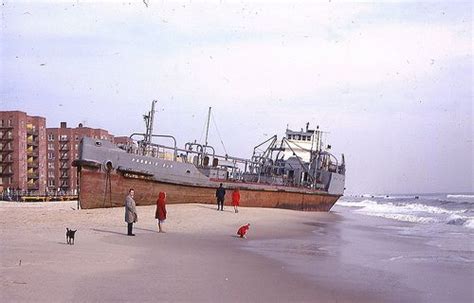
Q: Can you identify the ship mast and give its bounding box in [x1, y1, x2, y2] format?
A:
[144, 100, 157, 146]
[204, 106, 211, 147]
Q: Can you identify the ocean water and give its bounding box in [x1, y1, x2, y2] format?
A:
[244, 193, 474, 302]
[338, 193, 474, 230]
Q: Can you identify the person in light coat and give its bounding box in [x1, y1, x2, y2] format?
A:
[125, 188, 138, 236]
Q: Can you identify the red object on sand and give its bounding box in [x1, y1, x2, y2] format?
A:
[237, 224, 250, 238]
[155, 192, 167, 220]
[232, 189, 241, 206]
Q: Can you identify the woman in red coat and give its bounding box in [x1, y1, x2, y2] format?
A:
[232, 188, 240, 213]
[155, 191, 167, 233]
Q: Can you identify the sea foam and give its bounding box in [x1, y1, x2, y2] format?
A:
[337, 199, 472, 228]
[447, 194, 474, 200]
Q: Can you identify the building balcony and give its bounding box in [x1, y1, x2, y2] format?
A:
[27, 183, 39, 190]
[60, 164, 70, 169]
[60, 175, 69, 179]
[0, 171, 14, 176]
[27, 173, 39, 179]
[27, 150, 39, 157]
[0, 135, 13, 141]
[59, 146, 70, 151]
[27, 140, 39, 147]
[59, 137, 69, 142]
[1, 158, 14, 163]
[60, 155, 70, 160]
[26, 129, 39, 135]
[27, 162, 39, 168]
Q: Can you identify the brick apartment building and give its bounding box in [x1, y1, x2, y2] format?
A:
[0, 111, 47, 194]
[0, 110, 122, 197]
[46, 122, 114, 194]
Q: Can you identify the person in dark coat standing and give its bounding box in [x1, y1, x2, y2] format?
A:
[155, 191, 167, 233]
[216, 183, 226, 211]
[124, 188, 138, 236]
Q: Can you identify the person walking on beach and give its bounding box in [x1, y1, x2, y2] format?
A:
[216, 183, 226, 211]
[232, 188, 240, 213]
[155, 191, 167, 233]
[124, 188, 138, 236]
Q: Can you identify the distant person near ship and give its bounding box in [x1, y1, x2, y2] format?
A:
[216, 183, 226, 211]
[124, 188, 138, 236]
[155, 191, 167, 233]
[232, 188, 240, 213]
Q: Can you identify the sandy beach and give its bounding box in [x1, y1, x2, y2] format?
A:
[1, 201, 472, 302]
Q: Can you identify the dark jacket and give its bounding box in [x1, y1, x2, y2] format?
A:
[216, 186, 226, 200]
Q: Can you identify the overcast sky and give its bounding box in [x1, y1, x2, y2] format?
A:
[1, 0, 472, 195]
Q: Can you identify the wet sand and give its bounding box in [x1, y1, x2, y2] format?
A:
[1, 201, 472, 302]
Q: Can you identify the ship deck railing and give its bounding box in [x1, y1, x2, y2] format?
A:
[123, 138, 342, 188]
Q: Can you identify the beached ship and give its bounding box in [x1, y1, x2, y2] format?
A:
[73, 101, 345, 210]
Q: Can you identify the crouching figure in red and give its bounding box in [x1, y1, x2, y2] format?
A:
[237, 223, 250, 239]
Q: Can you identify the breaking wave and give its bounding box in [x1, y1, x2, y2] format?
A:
[447, 194, 474, 200]
[337, 199, 473, 228]
[447, 214, 474, 229]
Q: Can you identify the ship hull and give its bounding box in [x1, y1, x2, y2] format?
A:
[78, 168, 340, 211]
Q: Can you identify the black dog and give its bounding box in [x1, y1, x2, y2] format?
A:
[66, 228, 77, 245]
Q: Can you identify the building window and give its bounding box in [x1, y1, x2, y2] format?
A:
[48, 143, 54, 150]
[75, 135, 79, 141]
[48, 162, 55, 169]
[48, 134, 55, 141]
[48, 179, 55, 187]
[48, 152, 55, 160]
